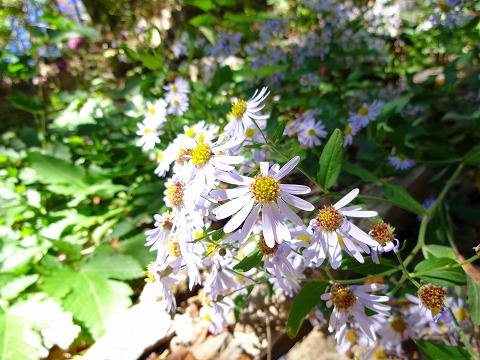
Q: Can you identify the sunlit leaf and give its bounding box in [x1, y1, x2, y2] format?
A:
[415, 340, 470, 360]
[317, 129, 343, 190]
[466, 275, 480, 326]
[414, 257, 466, 286]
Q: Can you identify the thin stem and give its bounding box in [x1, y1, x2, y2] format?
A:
[445, 302, 479, 359]
[396, 252, 421, 288]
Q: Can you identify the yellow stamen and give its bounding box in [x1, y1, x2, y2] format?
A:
[250, 174, 280, 203]
[358, 106, 369, 116]
[330, 284, 356, 311]
[191, 143, 212, 167]
[316, 206, 343, 232]
[230, 100, 247, 119]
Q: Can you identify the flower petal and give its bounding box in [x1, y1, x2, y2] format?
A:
[334, 188, 359, 210]
[274, 156, 300, 180]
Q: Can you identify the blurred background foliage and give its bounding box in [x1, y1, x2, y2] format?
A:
[0, 0, 479, 358]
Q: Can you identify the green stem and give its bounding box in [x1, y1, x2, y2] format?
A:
[396, 252, 421, 288]
[445, 301, 479, 359]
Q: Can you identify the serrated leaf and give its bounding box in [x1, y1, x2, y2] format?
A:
[0, 274, 39, 300]
[61, 271, 132, 339]
[233, 248, 263, 272]
[82, 253, 144, 280]
[415, 340, 470, 360]
[466, 275, 480, 326]
[0, 309, 43, 360]
[382, 182, 425, 216]
[414, 257, 466, 286]
[342, 161, 379, 182]
[286, 281, 329, 338]
[317, 129, 343, 190]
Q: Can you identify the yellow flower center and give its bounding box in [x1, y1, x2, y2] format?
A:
[316, 206, 344, 232]
[390, 316, 407, 333]
[358, 106, 369, 116]
[370, 222, 396, 246]
[418, 284, 448, 316]
[171, 84, 178, 92]
[168, 237, 181, 258]
[157, 151, 164, 161]
[258, 234, 279, 253]
[148, 107, 155, 114]
[297, 235, 310, 243]
[439, 2, 451, 13]
[191, 143, 212, 167]
[186, 127, 195, 137]
[245, 128, 255, 138]
[344, 125, 352, 136]
[374, 347, 387, 359]
[307, 128, 316, 136]
[143, 128, 151, 135]
[250, 174, 280, 203]
[330, 284, 356, 311]
[230, 99, 247, 119]
[456, 307, 469, 322]
[346, 329, 357, 343]
[173, 99, 179, 107]
[162, 219, 173, 231]
[198, 133, 205, 143]
[166, 181, 184, 207]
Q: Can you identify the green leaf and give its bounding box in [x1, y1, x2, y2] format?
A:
[415, 340, 471, 360]
[186, 0, 216, 11]
[199, 26, 216, 45]
[342, 161, 379, 182]
[42, 270, 132, 339]
[463, 144, 480, 165]
[466, 275, 480, 326]
[28, 152, 86, 188]
[7, 94, 44, 114]
[189, 14, 217, 27]
[317, 129, 343, 190]
[413, 257, 466, 286]
[83, 253, 144, 280]
[422, 245, 456, 260]
[339, 257, 397, 275]
[0, 274, 39, 301]
[70, 25, 100, 38]
[286, 281, 329, 338]
[137, 50, 163, 70]
[272, 120, 286, 144]
[0, 309, 43, 360]
[214, 0, 236, 6]
[233, 248, 263, 272]
[382, 183, 425, 216]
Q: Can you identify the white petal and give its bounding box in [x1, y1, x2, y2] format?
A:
[280, 191, 315, 211]
[334, 188, 359, 210]
[213, 155, 245, 164]
[347, 222, 378, 247]
[341, 210, 378, 218]
[260, 162, 269, 175]
[277, 198, 303, 226]
[269, 203, 291, 242]
[274, 156, 300, 180]
[280, 184, 311, 195]
[215, 170, 253, 185]
[224, 199, 255, 233]
[262, 204, 276, 248]
[213, 194, 253, 219]
[210, 186, 250, 201]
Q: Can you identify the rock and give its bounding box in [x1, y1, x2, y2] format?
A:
[284, 328, 349, 360]
[191, 331, 233, 360]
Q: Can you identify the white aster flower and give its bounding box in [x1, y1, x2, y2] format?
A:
[297, 119, 328, 148]
[144, 99, 168, 123]
[348, 100, 383, 131]
[164, 77, 190, 102]
[321, 283, 390, 345]
[210, 156, 314, 248]
[369, 222, 400, 264]
[179, 140, 245, 192]
[305, 188, 378, 269]
[388, 154, 416, 170]
[224, 87, 270, 143]
[343, 124, 357, 147]
[167, 93, 189, 116]
[146, 262, 178, 313]
[135, 118, 163, 152]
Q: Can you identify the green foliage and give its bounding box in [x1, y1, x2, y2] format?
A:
[413, 258, 466, 286]
[415, 340, 471, 360]
[317, 129, 343, 190]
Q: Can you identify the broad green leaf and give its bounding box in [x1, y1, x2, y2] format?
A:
[414, 257, 466, 286]
[466, 275, 480, 326]
[224, 12, 255, 23]
[70, 25, 100, 38]
[0, 309, 43, 360]
[199, 26, 216, 45]
[415, 340, 470, 360]
[339, 257, 397, 275]
[45, 270, 132, 340]
[0, 274, 39, 301]
[286, 281, 329, 338]
[185, 0, 216, 11]
[422, 244, 456, 260]
[82, 253, 144, 280]
[214, 0, 236, 6]
[382, 182, 425, 216]
[189, 14, 217, 27]
[28, 152, 86, 188]
[137, 50, 163, 70]
[342, 161, 379, 182]
[317, 129, 343, 190]
[233, 248, 263, 272]
[7, 94, 44, 114]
